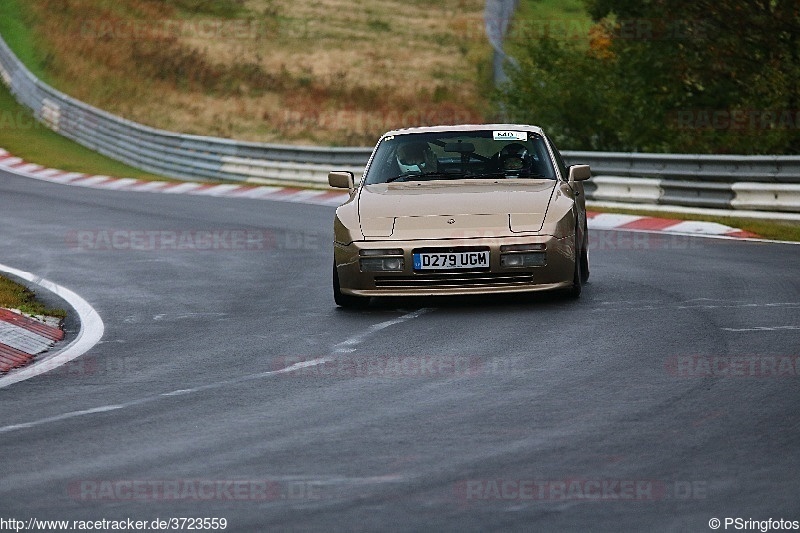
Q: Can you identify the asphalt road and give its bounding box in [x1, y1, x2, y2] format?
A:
[1, 170, 799, 532]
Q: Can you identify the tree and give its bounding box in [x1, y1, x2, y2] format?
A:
[499, 0, 800, 154]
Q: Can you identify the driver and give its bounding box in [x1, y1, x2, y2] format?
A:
[396, 142, 438, 174]
[498, 142, 531, 173]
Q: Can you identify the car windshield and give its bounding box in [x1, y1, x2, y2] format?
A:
[364, 130, 557, 185]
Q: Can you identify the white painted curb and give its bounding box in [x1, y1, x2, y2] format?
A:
[0, 264, 104, 388]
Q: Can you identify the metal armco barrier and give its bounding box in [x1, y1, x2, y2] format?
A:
[0, 36, 369, 187]
[1, 34, 800, 212]
[564, 151, 800, 184]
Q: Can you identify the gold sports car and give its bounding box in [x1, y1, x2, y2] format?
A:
[328, 124, 591, 307]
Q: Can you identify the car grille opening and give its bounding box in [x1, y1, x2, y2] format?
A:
[374, 271, 535, 288]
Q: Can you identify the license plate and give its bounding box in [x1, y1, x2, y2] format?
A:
[413, 251, 489, 270]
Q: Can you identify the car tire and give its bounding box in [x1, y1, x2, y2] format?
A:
[580, 228, 590, 284]
[333, 262, 369, 308]
[567, 236, 583, 298]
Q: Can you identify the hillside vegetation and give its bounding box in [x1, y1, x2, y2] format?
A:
[3, 0, 493, 146]
[501, 0, 800, 154]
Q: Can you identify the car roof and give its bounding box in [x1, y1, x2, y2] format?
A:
[381, 124, 546, 138]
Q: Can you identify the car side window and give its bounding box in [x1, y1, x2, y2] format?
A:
[546, 136, 569, 180]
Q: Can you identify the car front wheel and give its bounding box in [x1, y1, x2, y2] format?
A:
[333, 262, 369, 308]
[580, 226, 590, 284]
[567, 235, 583, 298]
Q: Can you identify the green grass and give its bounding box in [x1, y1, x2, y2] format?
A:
[0, 82, 171, 180]
[0, 0, 50, 81]
[0, 0, 174, 180]
[516, 0, 593, 22]
[590, 205, 800, 242]
[0, 275, 66, 318]
[510, 0, 594, 47]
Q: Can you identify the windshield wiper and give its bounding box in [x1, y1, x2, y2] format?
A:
[385, 171, 465, 183]
[385, 171, 421, 183]
[471, 171, 550, 179]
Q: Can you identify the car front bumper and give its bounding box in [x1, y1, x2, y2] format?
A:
[334, 234, 576, 297]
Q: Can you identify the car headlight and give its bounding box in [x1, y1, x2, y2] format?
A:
[359, 249, 404, 272]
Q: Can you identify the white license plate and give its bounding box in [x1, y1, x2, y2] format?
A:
[413, 251, 489, 270]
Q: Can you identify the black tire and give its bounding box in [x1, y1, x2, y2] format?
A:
[580, 233, 590, 284]
[567, 236, 583, 298]
[333, 262, 369, 308]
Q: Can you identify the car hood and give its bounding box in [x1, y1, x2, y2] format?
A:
[358, 179, 556, 240]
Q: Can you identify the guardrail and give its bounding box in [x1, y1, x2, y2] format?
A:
[1, 34, 800, 213]
[579, 176, 800, 213]
[566, 152, 800, 212]
[0, 37, 370, 187]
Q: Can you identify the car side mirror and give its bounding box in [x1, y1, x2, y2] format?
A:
[568, 164, 591, 182]
[329, 171, 355, 190]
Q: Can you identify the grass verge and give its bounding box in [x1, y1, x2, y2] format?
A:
[0, 1, 173, 180]
[0, 275, 66, 318]
[589, 205, 800, 242]
[0, 0, 178, 181]
[0, 83, 172, 180]
[0, 0, 50, 81]
[0, 0, 493, 145]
